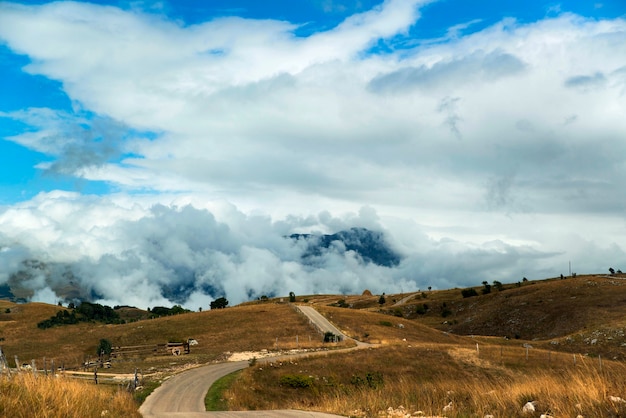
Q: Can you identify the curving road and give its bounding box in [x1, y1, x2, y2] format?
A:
[139, 306, 360, 417]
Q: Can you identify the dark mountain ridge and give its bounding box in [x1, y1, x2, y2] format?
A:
[289, 227, 402, 267]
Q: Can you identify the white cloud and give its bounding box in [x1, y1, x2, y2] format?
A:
[30, 287, 59, 305]
[0, 2, 625, 308]
[0, 192, 624, 309]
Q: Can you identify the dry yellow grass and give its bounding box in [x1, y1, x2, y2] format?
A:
[0, 372, 140, 418]
[0, 302, 328, 372]
[225, 344, 626, 417]
[3, 277, 626, 417]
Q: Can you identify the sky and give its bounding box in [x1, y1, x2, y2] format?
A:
[0, 0, 625, 309]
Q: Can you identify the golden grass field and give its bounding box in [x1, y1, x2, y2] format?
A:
[1, 274, 626, 417]
[0, 373, 140, 418]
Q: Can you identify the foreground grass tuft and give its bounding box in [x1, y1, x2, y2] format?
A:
[0, 373, 141, 418]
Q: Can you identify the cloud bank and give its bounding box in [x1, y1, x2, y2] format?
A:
[0, 192, 623, 309]
[0, 1, 625, 308]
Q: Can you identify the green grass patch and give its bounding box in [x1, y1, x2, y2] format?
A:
[134, 378, 162, 405]
[205, 370, 242, 411]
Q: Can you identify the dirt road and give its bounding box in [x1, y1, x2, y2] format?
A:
[140, 306, 352, 417]
[293, 305, 346, 339]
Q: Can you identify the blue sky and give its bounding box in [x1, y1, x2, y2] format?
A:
[0, 0, 625, 308]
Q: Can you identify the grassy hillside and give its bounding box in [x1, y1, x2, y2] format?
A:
[1, 273, 626, 417]
[0, 301, 339, 373]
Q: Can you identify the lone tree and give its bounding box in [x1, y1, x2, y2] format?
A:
[210, 297, 229, 310]
[378, 294, 386, 305]
[97, 338, 112, 357]
[289, 291, 296, 303]
[481, 281, 491, 295]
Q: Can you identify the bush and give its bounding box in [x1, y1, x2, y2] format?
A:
[461, 288, 479, 298]
[280, 374, 313, 388]
[97, 338, 112, 356]
[210, 297, 229, 310]
[415, 303, 428, 315]
[351, 372, 384, 389]
[151, 305, 191, 317]
[379, 321, 393, 327]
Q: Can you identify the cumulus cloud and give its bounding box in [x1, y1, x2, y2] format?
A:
[369, 49, 527, 93]
[0, 2, 625, 308]
[1, 193, 624, 310]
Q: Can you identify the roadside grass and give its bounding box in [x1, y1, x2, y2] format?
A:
[225, 343, 626, 417]
[0, 373, 141, 418]
[133, 378, 161, 405]
[205, 370, 242, 411]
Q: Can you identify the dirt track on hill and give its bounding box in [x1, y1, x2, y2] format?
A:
[139, 305, 367, 417]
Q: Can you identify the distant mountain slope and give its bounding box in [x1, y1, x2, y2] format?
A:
[289, 227, 402, 267]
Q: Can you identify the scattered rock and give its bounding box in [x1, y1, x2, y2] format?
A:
[522, 401, 536, 414]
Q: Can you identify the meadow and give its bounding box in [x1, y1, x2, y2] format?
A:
[1, 274, 626, 417]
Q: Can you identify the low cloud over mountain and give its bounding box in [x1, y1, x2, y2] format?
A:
[2, 193, 617, 310]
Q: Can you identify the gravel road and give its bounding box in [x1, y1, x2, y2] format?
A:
[139, 306, 351, 417]
[293, 305, 347, 339]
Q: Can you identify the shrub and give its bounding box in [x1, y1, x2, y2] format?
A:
[324, 332, 338, 342]
[151, 305, 192, 316]
[97, 338, 112, 356]
[461, 288, 478, 298]
[336, 299, 348, 308]
[210, 297, 229, 309]
[482, 281, 492, 294]
[415, 304, 428, 315]
[379, 321, 393, 327]
[280, 374, 313, 388]
[351, 372, 384, 389]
